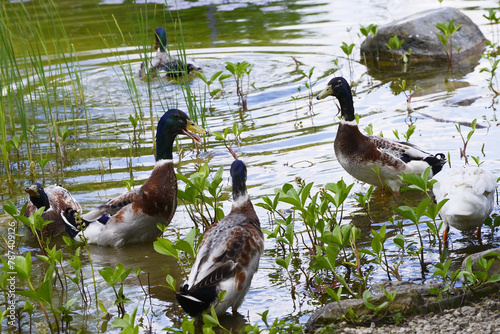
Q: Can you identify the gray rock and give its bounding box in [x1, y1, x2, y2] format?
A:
[461, 247, 500, 277]
[305, 285, 423, 331]
[360, 7, 486, 65]
[370, 280, 444, 297]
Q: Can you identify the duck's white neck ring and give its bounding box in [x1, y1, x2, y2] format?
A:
[340, 119, 358, 126]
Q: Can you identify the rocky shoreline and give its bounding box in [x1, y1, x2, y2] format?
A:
[306, 249, 500, 333]
[337, 291, 500, 334]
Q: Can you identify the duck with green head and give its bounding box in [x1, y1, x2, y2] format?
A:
[62, 109, 206, 247]
[139, 26, 201, 79]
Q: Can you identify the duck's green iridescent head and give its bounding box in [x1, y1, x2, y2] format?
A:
[154, 27, 168, 52]
[156, 109, 206, 161]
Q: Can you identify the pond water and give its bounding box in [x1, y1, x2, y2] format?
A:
[1, 0, 500, 332]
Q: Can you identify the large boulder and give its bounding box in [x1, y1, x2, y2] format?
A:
[360, 7, 486, 66]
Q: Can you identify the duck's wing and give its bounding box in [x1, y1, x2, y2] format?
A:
[82, 189, 139, 221]
[471, 168, 497, 196]
[46, 185, 82, 214]
[188, 218, 260, 291]
[369, 136, 431, 161]
[370, 136, 446, 174]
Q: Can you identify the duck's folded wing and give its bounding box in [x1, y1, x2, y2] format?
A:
[46, 186, 82, 213]
[188, 223, 252, 289]
[82, 190, 139, 221]
[370, 136, 431, 162]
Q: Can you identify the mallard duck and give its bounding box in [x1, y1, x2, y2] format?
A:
[176, 159, 264, 316]
[138, 27, 201, 79]
[61, 109, 206, 247]
[316, 77, 446, 192]
[433, 166, 497, 243]
[24, 183, 82, 237]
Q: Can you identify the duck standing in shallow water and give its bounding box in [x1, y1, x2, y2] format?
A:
[24, 183, 82, 237]
[138, 27, 201, 79]
[176, 159, 264, 316]
[62, 109, 206, 247]
[433, 166, 497, 244]
[316, 77, 446, 192]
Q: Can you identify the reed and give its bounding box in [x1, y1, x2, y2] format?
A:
[0, 0, 94, 191]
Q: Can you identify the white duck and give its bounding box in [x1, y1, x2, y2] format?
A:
[433, 166, 497, 243]
[316, 77, 447, 192]
[176, 159, 264, 316]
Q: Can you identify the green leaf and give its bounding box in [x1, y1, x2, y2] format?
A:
[393, 234, 405, 250]
[3, 201, 18, 217]
[13, 252, 32, 281]
[154, 238, 179, 259]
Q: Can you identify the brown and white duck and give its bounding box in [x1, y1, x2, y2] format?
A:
[316, 76, 446, 192]
[24, 183, 82, 237]
[61, 109, 206, 247]
[176, 159, 264, 316]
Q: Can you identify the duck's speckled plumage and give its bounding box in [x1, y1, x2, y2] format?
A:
[176, 160, 264, 317]
[24, 183, 81, 237]
[61, 109, 205, 247]
[317, 77, 446, 192]
[433, 166, 497, 242]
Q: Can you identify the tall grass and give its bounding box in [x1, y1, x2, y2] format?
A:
[0, 0, 92, 193]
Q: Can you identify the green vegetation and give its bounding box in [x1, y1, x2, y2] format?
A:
[1, 1, 499, 334]
[435, 20, 462, 66]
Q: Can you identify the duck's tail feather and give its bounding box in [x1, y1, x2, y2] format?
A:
[61, 208, 93, 239]
[175, 284, 217, 316]
[424, 153, 447, 175]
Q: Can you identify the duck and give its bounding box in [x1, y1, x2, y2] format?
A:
[316, 76, 446, 192]
[433, 166, 497, 243]
[138, 27, 201, 79]
[176, 159, 264, 317]
[61, 109, 206, 247]
[24, 183, 82, 237]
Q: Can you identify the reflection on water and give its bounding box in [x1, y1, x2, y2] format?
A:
[1, 0, 500, 331]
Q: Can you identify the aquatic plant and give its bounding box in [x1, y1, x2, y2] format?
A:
[359, 24, 379, 64]
[359, 24, 378, 38]
[176, 163, 225, 230]
[225, 61, 253, 111]
[455, 119, 477, 165]
[297, 67, 317, 115]
[480, 43, 500, 97]
[340, 42, 355, 78]
[435, 20, 462, 67]
[391, 79, 418, 111]
[385, 35, 404, 61]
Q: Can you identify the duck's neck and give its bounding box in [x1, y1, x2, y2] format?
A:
[31, 191, 50, 211]
[156, 133, 176, 161]
[231, 180, 260, 227]
[337, 87, 356, 122]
